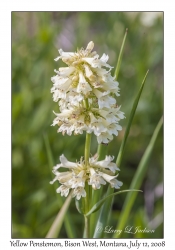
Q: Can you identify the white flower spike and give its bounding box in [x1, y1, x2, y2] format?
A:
[51, 41, 125, 144]
[50, 154, 122, 199]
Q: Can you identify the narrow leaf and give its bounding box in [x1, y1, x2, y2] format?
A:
[93, 185, 114, 238]
[114, 28, 128, 80]
[75, 182, 89, 215]
[116, 70, 149, 167]
[113, 116, 163, 238]
[43, 133, 54, 170]
[93, 71, 149, 238]
[43, 134, 76, 238]
[46, 192, 72, 238]
[75, 198, 85, 215]
[92, 29, 128, 237]
[86, 189, 142, 217]
[90, 144, 108, 236]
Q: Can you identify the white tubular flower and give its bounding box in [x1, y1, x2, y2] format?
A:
[77, 72, 92, 95]
[96, 132, 113, 144]
[107, 123, 122, 136]
[90, 155, 120, 173]
[98, 172, 123, 189]
[72, 187, 86, 200]
[59, 154, 78, 168]
[49, 171, 72, 185]
[56, 185, 70, 197]
[88, 168, 106, 190]
[90, 119, 107, 136]
[93, 89, 116, 109]
[50, 154, 122, 199]
[84, 64, 94, 80]
[56, 66, 75, 77]
[69, 170, 86, 188]
[58, 122, 74, 136]
[51, 41, 125, 144]
[67, 90, 84, 106]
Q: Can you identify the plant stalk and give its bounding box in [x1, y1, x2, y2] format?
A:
[84, 125, 91, 237]
[84, 215, 90, 238]
[85, 133, 91, 166]
[83, 134, 91, 238]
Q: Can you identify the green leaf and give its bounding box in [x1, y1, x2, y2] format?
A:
[93, 185, 114, 238]
[86, 189, 142, 217]
[114, 28, 128, 80]
[43, 133, 54, 170]
[90, 144, 108, 236]
[116, 70, 149, 167]
[93, 71, 149, 238]
[113, 116, 163, 238]
[46, 192, 72, 238]
[92, 29, 128, 238]
[43, 134, 76, 238]
[75, 196, 86, 215]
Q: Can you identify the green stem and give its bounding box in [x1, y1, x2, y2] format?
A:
[90, 144, 108, 236]
[84, 180, 90, 238]
[84, 215, 90, 238]
[85, 133, 91, 166]
[83, 134, 91, 238]
[84, 97, 91, 166]
[84, 94, 92, 237]
[97, 143, 108, 160]
[83, 97, 92, 238]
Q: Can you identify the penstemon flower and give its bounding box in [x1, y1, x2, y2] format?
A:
[46, 36, 137, 240]
[47, 33, 151, 240]
[50, 154, 123, 200]
[51, 41, 125, 144]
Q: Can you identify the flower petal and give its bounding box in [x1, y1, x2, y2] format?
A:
[60, 154, 78, 168]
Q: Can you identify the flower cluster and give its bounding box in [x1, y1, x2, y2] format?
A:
[51, 41, 125, 144]
[50, 154, 123, 200]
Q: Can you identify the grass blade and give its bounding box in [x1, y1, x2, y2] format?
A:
[116, 70, 149, 167]
[43, 133, 54, 170]
[92, 29, 128, 238]
[43, 133, 76, 238]
[93, 70, 149, 238]
[95, 28, 128, 170]
[93, 186, 114, 238]
[113, 116, 163, 238]
[114, 28, 128, 80]
[86, 189, 142, 217]
[46, 192, 72, 238]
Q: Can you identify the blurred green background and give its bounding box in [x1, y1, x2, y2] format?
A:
[12, 12, 163, 238]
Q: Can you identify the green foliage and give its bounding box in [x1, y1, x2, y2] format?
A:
[93, 70, 149, 238]
[12, 12, 163, 238]
[46, 193, 73, 238]
[86, 190, 142, 217]
[113, 117, 163, 238]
